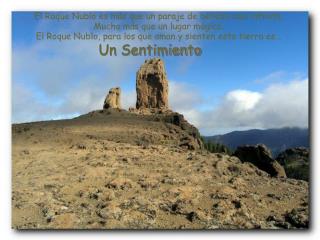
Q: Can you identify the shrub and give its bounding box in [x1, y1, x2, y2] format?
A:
[203, 140, 232, 155]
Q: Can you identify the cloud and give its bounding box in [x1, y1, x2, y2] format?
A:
[12, 35, 149, 123]
[223, 90, 262, 112]
[12, 12, 206, 123]
[253, 79, 308, 128]
[169, 81, 203, 111]
[13, 40, 308, 137]
[167, 81, 204, 127]
[254, 71, 306, 84]
[13, 14, 174, 123]
[12, 81, 67, 123]
[177, 79, 308, 135]
[122, 90, 136, 109]
[254, 71, 286, 84]
[12, 15, 308, 135]
[13, 40, 202, 123]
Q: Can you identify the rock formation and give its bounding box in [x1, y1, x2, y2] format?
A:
[233, 144, 286, 178]
[160, 112, 203, 150]
[276, 147, 309, 164]
[136, 58, 169, 111]
[276, 147, 309, 181]
[103, 87, 121, 109]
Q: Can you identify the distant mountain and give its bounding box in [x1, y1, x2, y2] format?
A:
[204, 127, 309, 157]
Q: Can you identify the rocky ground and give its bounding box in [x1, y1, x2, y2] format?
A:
[12, 110, 309, 229]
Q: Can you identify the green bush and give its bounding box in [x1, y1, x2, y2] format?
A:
[203, 140, 232, 155]
[284, 163, 309, 181]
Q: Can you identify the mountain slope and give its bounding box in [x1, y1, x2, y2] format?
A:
[205, 128, 309, 156]
[12, 111, 308, 229]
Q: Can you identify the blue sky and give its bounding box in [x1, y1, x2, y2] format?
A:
[12, 12, 309, 135]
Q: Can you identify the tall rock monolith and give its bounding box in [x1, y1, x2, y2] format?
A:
[136, 58, 169, 110]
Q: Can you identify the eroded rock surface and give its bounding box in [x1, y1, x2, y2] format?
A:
[103, 87, 121, 109]
[136, 58, 169, 110]
[233, 144, 286, 178]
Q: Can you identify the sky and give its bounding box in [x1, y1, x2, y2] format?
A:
[12, 11, 309, 135]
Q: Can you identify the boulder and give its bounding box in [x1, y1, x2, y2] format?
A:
[103, 87, 121, 109]
[276, 147, 309, 165]
[136, 58, 169, 110]
[233, 144, 286, 178]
